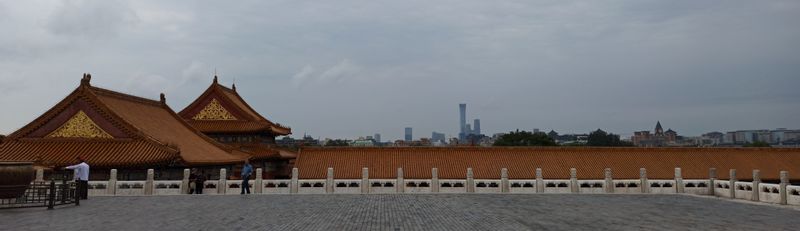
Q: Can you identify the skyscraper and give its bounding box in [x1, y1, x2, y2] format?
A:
[473, 119, 481, 135]
[432, 132, 446, 143]
[405, 127, 413, 142]
[374, 133, 381, 143]
[459, 103, 466, 140]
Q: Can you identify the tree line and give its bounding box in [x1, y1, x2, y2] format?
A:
[493, 129, 633, 147]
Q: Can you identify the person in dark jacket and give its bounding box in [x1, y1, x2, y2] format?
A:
[190, 169, 205, 194]
[241, 160, 253, 194]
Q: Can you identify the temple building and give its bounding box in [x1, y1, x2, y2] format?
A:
[632, 121, 678, 147]
[179, 76, 294, 178]
[0, 74, 256, 179]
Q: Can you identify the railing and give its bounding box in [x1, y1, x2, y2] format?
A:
[368, 179, 397, 194]
[263, 180, 291, 194]
[332, 179, 362, 194]
[1, 180, 79, 210]
[49, 167, 798, 207]
[576, 180, 605, 194]
[440, 180, 468, 193]
[298, 179, 326, 194]
[788, 185, 800, 206]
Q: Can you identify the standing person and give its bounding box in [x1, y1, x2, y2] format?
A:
[240, 159, 253, 194]
[188, 168, 198, 194]
[64, 156, 89, 200]
[194, 170, 205, 194]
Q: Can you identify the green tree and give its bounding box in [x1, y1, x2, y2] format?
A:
[324, 139, 350, 147]
[587, 129, 632, 147]
[493, 130, 558, 146]
[744, 141, 771, 147]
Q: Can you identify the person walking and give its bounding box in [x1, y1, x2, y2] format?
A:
[64, 156, 89, 200]
[240, 159, 253, 194]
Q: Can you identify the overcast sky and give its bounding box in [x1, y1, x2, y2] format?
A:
[1, 0, 799, 141]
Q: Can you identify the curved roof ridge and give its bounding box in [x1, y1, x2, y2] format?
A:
[89, 86, 163, 107]
[179, 77, 291, 135]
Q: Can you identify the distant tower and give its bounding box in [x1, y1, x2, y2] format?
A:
[466, 124, 472, 135]
[405, 127, 413, 142]
[655, 121, 664, 136]
[459, 104, 467, 140]
[374, 133, 381, 143]
[473, 119, 481, 135]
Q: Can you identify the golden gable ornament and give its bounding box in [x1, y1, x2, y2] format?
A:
[47, 110, 113, 138]
[192, 99, 237, 120]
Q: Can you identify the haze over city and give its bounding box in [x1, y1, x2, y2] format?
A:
[1, 1, 799, 141]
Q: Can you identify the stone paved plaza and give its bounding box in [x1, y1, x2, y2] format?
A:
[1, 194, 799, 230]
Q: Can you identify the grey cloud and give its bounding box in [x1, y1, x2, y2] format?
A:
[46, 0, 138, 37]
[0, 0, 798, 140]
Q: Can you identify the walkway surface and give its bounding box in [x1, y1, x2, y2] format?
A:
[1, 194, 798, 230]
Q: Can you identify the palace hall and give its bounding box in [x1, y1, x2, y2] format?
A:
[0, 74, 293, 180]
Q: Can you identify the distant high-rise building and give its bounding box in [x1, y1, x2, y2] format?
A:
[374, 133, 381, 143]
[431, 132, 446, 143]
[466, 124, 472, 135]
[405, 127, 413, 142]
[473, 119, 481, 135]
[459, 104, 466, 140]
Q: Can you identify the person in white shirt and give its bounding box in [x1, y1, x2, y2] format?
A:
[65, 156, 90, 200]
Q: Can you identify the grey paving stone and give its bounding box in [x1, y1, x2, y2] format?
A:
[1, 194, 798, 231]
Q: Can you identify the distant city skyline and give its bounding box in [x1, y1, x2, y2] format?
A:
[1, 1, 798, 141]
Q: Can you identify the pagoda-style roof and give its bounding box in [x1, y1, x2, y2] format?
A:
[0, 74, 249, 168]
[179, 76, 291, 135]
[233, 144, 297, 160]
[295, 147, 800, 180]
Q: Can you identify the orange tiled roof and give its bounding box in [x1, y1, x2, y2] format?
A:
[187, 120, 274, 133]
[179, 77, 291, 135]
[0, 75, 248, 168]
[295, 147, 800, 180]
[0, 139, 176, 168]
[228, 143, 297, 161]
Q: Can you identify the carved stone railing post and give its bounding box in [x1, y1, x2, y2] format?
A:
[431, 168, 439, 193]
[290, 168, 298, 194]
[570, 168, 578, 193]
[181, 169, 190, 194]
[108, 169, 117, 195]
[145, 169, 154, 195]
[35, 169, 44, 182]
[396, 168, 404, 193]
[326, 168, 334, 194]
[640, 168, 648, 194]
[255, 168, 263, 194]
[219, 168, 227, 194]
[604, 168, 613, 193]
[501, 168, 509, 193]
[466, 168, 475, 193]
[675, 167, 684, 194]
[780, 171, 789, 205]
[729, 169, 737, 198]
[752, 170, 761, 201]
[709, 168, 717, 196]
[535, 168, 544, 193]
[361, 168, 369, 194]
